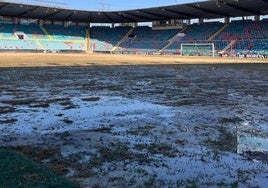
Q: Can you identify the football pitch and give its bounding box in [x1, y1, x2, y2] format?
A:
[0, 54, 267, 187]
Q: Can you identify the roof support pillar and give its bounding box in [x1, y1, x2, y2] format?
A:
[13, 17, 20, 25]
[224, 17, 230, 23]
[254, 15, 260, 21]
[64, 21, 68, 28]
[38, 19, 44, 27]
[112, 23, 115, 28]
[199, 18, 204, 24]
[185, 19, 190, 25]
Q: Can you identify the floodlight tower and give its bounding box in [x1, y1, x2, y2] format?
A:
[99, 0, 105, 11]
[98, 0, 110, 11]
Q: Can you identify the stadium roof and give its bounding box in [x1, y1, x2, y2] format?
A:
[0, 0, 268, 23]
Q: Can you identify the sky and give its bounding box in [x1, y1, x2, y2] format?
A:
[14, 0, 202, 11]
[67, 0, 198, 11]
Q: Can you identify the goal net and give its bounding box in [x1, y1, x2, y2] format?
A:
[181, 43, 215, 57]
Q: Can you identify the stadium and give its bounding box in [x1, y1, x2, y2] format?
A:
[0, 0, 267, 57]
[0, 0, 268, 187]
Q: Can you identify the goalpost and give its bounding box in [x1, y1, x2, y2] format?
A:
[180, 43, 215, 57]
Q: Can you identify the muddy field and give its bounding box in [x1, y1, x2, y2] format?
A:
[0, 63, 268, 187]
[0, 53, 268, 67]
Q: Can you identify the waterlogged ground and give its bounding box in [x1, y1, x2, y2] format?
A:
[0, 64, 268, 187]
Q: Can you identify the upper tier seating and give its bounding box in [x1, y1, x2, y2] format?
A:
[181, 22, 224, 42]
[117, 26, 178, 53]
[0, 23, 48, 39]
[43, 24, 86, 40]
[213, 20, 268, 53]
[166, 22, 223, 52]
[0, 23, 20, 38]
[90, 26, 131, 51]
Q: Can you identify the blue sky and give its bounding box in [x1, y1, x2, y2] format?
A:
[65, 0, 199, 10]
[19, 0, 200, 11]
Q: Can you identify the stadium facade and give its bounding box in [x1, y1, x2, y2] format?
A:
[0, 0, 267, 57]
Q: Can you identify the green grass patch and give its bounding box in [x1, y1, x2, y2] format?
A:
[0, 149, 80, 188]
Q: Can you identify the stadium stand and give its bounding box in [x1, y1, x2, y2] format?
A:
[0, 39, 40, 50]
[211, 20, 268, 56]
[43, 24, 86, 40]
[41, 24, 86, 51]
[0, 5, 267, 57]
[116, 26, 179, 53]
[0, 19, 267, 56]
[162, 20, 268, 56]
[90, 26, 131, 52]
[0, 23, 42, 50]
[0, 0, 267, 57]
[0, 23, 86, 52]
[165, 22, 224, 53]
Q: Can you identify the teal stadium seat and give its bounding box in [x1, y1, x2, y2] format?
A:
[0, 39, 40, 50]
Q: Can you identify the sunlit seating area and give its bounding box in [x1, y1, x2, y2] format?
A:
[0, 39, 40, 50]
[43, 24, 86, 40]
[0, 23, 42, 50]
[0, 19, 267, 55]
[39, 41, 85, 52]
[0, 23, 86, 52]
[0, 23, 48, 39]
[0, 23, 21, 39]
[90, 26, 131, 52]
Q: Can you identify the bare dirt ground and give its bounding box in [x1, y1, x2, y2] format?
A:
[0, 53, 268, 187]
[0, 52, 267, 67]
